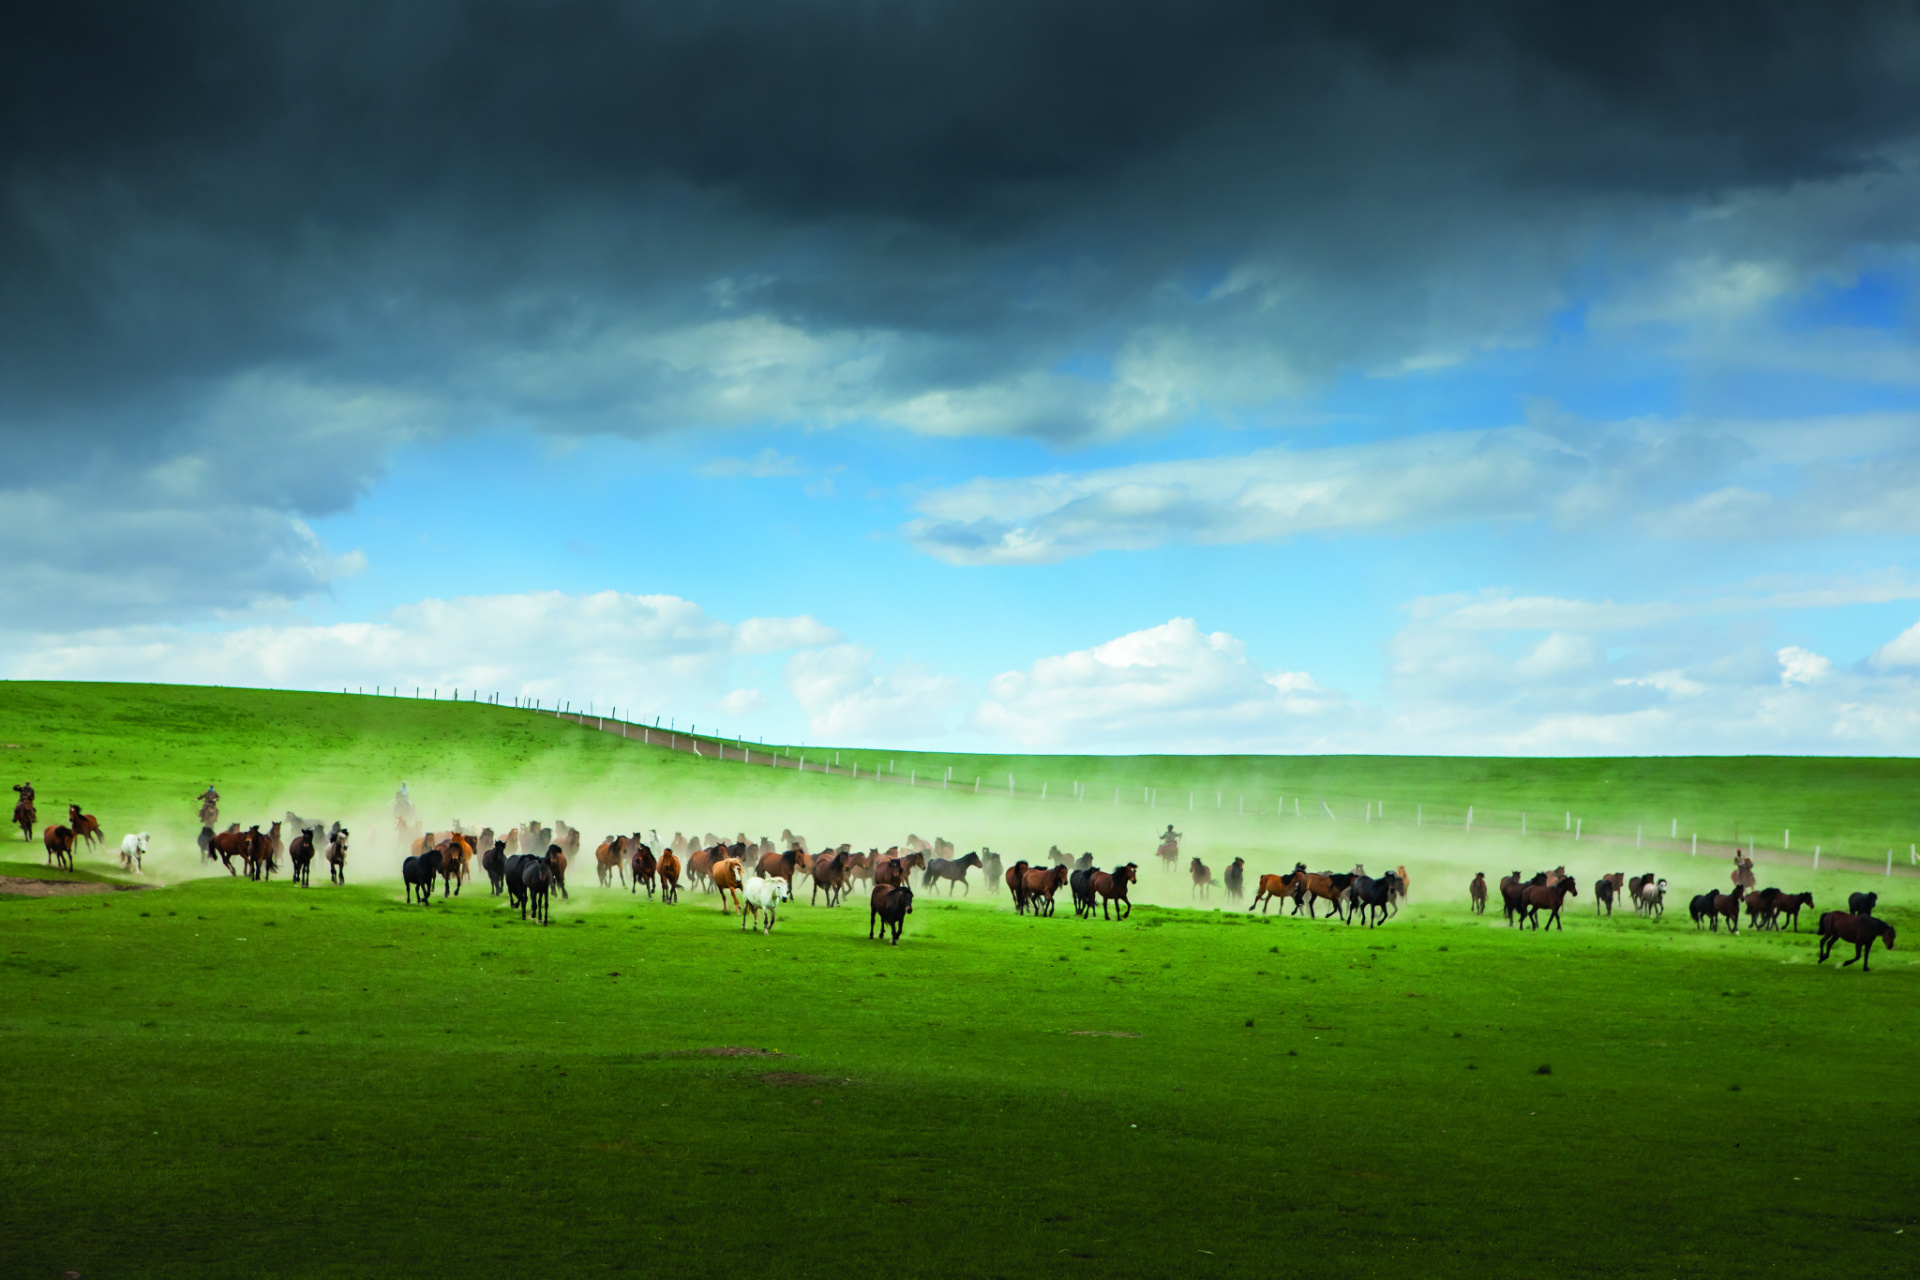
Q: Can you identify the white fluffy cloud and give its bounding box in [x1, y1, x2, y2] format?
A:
[2, 590, 834, 720]
[973, 618, 1343, 750]
[783, 644, 962, 741]
[903, 411, 1920, 565]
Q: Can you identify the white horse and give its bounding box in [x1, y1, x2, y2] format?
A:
[741, 874, 792, 934]
[118, 832, 150, 873]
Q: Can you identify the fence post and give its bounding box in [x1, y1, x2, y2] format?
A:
[1692, 833, 1696, 855]
[1814, 846, 1819, 868]
[1889, 850, 1894, 877]
[1575, 818, 1581, 841]
[1784, 829, 1789, 850]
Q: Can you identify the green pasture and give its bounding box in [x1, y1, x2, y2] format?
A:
[2, 680, 1917, 1277]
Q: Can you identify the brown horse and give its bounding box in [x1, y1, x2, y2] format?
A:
[687, 845, 719, 893]
[1300, 871, 1352, 921]
[1091, 863, 1137, 920]
[440, 834, 473, 895]
[756, 846, 809, 889]
[326, 826, 349, 884]
[810, 849, 850, 906]
[1004, 859, 1031, 912]
[12, 784, 35, 842]
[1189, 857, 1214, 900]
[595, 835, 629, 888]
[1468, 872, 1487, 914]
[1518, 875, 1578, 930]
[210, 825, 262, 878]
[1500, 872, 1544, 925]
[874, 853, 916, 890]
[1020, 864, 1069, 916]
[657, 848, 681, 904]
[1817, 912, 1896, 971]
[1771, 890, 1814, 932]
[1393, 864, 1410, 905]
[711, 857, 746, 914]
[68, 804, 103, 851]
[1711, 885, 1745, 934]
[42, 824, 75, 871]
[629, 840, 658, 897]
[1155, 833, 1180, 873]
[1250, 868, 1308, 915]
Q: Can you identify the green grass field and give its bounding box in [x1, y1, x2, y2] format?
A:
[2, 681, 1916, 1277]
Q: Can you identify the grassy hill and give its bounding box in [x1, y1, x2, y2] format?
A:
[2, 681, 1916, 1277]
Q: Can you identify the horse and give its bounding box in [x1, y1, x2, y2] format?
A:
[67, 804, 103, 850]
[402, 847, 443, 905]
[1468, 873, 1487, 914]
[521, 855, 555, 925]
[1518, 875, 1578, 931]
[1711, 885, 1745, 934]
[741, 875, 791, 934]
[981, 850, 1004, 891]
[12, 785, 35, 842]
[1817, 912, 1896, 971]
[1848, 891, 1879, 916]
[1500, 872, 1544, 926]
[1155, 833, 1180, 874]
[1349, 871, 1401, 927]
[870, 883, 914, 945]
[439, 834, 473, 897]
[1639, 878, 1666, 917]
[1769, 890, 1815, 932]
[210, 826, 262, 879]
[687, 845, 718, 893]
[1745, 888, 1782, 931]
[809, 849, 849, 906]
[481, 840, 508, 894]
[1005, 859, 1031, 913]
[1223, 857, 1245, 903]
[629, 840, 658, 898]
[1301, 871, 1354, 921]
[1393, 865, 1410, 905]
[657, 848, 681, 904]
[922, 852, 983, 895]
[1250, 869, 1308, 915]
[288, 828, 316, 887]
[1020, 864, 1069, 916]
[42, 824, 75, 871]
[118, 832, 149, 873]
[756, 847, 809, 890]
[1069, 866, 1097, 918]
[712, 858, 746, 914]
[1046, 845, 1071, 869]
[874, 853, 915, 890]
[1190, 857, 1214, 900]
[1091, 863, 1137, 921]
[595, 835, 629, 889]
[1594, 877, 1618, 916]
[545, 842, 571, 900]
[326, 827, 350, 884]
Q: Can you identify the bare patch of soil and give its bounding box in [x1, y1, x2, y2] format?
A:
[0, 877, 151, 898]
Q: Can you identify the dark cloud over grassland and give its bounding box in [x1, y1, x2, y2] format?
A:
[2, 0, 1918, 622]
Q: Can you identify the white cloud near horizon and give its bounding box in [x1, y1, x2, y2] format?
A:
[903, 410, 1920, 565]
[2, 590, 839, 721]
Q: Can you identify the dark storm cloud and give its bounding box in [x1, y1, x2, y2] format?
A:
[2, 0, 1917, 621]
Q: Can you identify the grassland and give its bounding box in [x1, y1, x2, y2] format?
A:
[2, 681, 1917, 1277]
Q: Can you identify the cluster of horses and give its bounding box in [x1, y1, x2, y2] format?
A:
[33, 800, 104, 872]
[1683, 882, 1819, 934]
[195, 814, 350, 886]
[1245, 863, 1408, 927]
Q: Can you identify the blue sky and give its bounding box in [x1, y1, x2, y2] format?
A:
[5, 2, 1920, 754]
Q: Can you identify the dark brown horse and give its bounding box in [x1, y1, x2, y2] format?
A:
[1004, 859, 1031, 912]
[42, 824, 75, 871]
[11, 784, 34, 842]
[1468, 872, 1487, 914]
[1020, 864, 1070, 916]
[629, 840, 658, 897]
[1091, 863, 1137, 920]
[1518, 875, 1578, 931]
[1300, 871, 1352, 921]
[1189, 857, 1214, 900]
[810, 848, 849, 906]
[595, 835, 629, 888]
[326, 826, 349, 884]
[756, 846, 808, 889]
[1818, 912, 1896, 971]
[921, 852, 983, 895]
[1223, 857, 1245, 903]
[210, 825, 263, 878]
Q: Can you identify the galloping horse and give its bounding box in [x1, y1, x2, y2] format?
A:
[326, 826, 349, 885]
[629, 839, 658, 898]
[1518, 875, 1578, 931]
[1250, 867, 1309, 915]
[657, 848, 681, 904]
[1468, 873, 1487, 914]
[1189, 858, 1214, 900]
[1155, 828, 1181, 874]
[1019, 864, 1069, 916]
[921, 852, 983, 895]
[1817, 912, 1896, 971]
[1004, 859, 1031, 913]
[42, 824, 75, 871]
[809, 848, 849, 906]
[1222, 857, 1245, 903]
[68, 804, 103, 850]
[1091, 863, 1137, 920]
[595, 835, 629, 888]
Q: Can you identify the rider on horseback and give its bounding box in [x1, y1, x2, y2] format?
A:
[11, 782, 33, 841]
[196, 784, 220, 826]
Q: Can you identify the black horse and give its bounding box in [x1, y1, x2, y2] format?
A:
[402, 847, 443, 906]
[1069, 866, 1097, 918]
[481, 840, 508, 895]
[1818, 912, 1896, 971]
[521, 856, 554, 924]
[1848, 891, 1879, 916]
[288, 828, 316, 888]
[922, 852, 983, 895]
[1348, 871, 1400, 927]
[1689, 889, 1719, 930]
[1223, 857, 1245, 904]
[1594, 877, 1617, 916]
[870, 883, 913, 945]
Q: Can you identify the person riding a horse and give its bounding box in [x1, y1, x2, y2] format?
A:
[1731, 849, 1755, 890]
[393, 782, 417, 825]
[196, 784, 219, 825]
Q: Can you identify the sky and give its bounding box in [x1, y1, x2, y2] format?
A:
[4, 0, 1920, 755]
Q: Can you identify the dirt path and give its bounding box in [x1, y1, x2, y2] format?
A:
[0, 876, 152, 897]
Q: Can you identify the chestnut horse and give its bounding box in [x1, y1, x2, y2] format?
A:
[810, 848, 850, 906]
[1020, 864, 1070, 916]
[12, 784, 35, 842]
[657, 848, 681, 904]
[1517, 875, 1578, 931]
[711, 857, 746, 914]
[1004, 859, 1031, 912]
[1190, 857, 1214, 900]
[1250, 868, 1309, 915]
[1468, 873, 1487, 914]
[68, 804, 103, 850]
[595, 835, 629, 888]
[629, 840, 658, 898]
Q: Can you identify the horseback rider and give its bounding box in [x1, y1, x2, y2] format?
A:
[1159, 823, 1181, 846]
[196, 784, 219, 825]
[1731, 848, 1755, 890]
[393, 782, 416, 825]
[13, 781, 33, 806]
